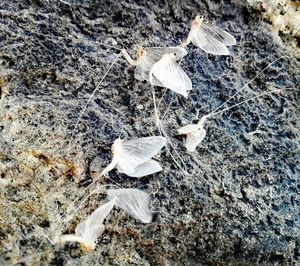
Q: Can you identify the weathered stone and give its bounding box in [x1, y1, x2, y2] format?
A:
[0, 0, 299, 265]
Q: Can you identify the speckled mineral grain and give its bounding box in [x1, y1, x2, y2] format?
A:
[0, 0, 299, 265]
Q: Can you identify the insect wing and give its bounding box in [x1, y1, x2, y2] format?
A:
[119, 159, 162, 177]
[202, 23, 236, 46]
[178, 124, 200, 135]
[86, 199, 115, 227]
[190, 24, 230, 55]
[146, 47, 188, 60]
[107, 188, 152, 223]
[150, 54, 192, 97]
[185, 128, 207, 152]
[117, 136, 166, 174]
[135, 47, 187, 84]
[135, 57, 164, 87]
[75, 200, 115, 238]
[82, 224, 105, 247]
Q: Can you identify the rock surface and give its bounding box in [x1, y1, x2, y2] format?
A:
[0, 0, 299, 265]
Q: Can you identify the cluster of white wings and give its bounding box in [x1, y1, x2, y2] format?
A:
[101, 136, 167, 178]
[122, 15, 236, 99]
[57, 15, 237, 251]
[123, 16, 236, 97]
[121, 15, 236, 151]
[58, 188, 152, 250]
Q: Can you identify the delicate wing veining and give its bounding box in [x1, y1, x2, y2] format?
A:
[59, 199, 115, 250]
[191, 26, 229, 55]
[150, 53, 192, 97]
[146, 47, 188, 60]
[135, 46, 187, 84]
[186, 15, 236, 55]
[116, 136, 166, 174]
[107, 188, 152, 223]
[118, 159, 162, 177]
[201, 23, 236, 46]
[78, 199, 115, 231]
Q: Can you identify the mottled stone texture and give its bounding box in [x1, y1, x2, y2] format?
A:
[0, 0, 299, 265]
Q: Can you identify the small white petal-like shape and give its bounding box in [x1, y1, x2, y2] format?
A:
[118, 159, 162, 177]
[177, 124, 200, 135]
[185, 128, 207, 152]
[59, 199, 115, 251]
[75, 199, 115, 237]
[178, 121, 207, 152]
[186, 15, 236, 55]
[135, 47, 187, 85]
[149, 53, 192, 97]
[107, 188, 152, 223]
[113, 136, 167, 175]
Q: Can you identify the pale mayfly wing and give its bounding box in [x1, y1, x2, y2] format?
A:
[107, 188, 152, 223]
[186, 15, 236, 55]
[58, 199, 115, 251]
[149, 53, 192, 97]
[135, 46, 188, 85]
[100, 136, 167, 178]
[178, 118, 207, 152]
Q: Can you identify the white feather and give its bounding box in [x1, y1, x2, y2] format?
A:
[185, 128, 207, 152]
[149, 53, 192, 97]
[114, 136, 167, 175]
[107, 188, 152, 223]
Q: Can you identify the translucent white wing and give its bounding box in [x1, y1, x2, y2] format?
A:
[202, 23, 236, 46]
[75, 199, 115, 239]
[74, 221, 86, 239]
[82, 224, 105, 249]
[118, 159, 162, 177]
[150, 54, 192, 97]
[107, 188, 152, 223]
[135, 47, 187, 84]
[85, 199, 115, 228]
[177, 124, 200, 135]
[146, 47, 188, 60]
[188, 26, 230, 55]
[116, 136, 167, 174]
[135, 57, 164, 87]
[185, 128, 207, 152]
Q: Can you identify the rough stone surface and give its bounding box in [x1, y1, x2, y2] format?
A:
[0, 0, 299, 265]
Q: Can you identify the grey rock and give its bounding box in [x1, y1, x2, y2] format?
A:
[0, 0, 299, 265]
